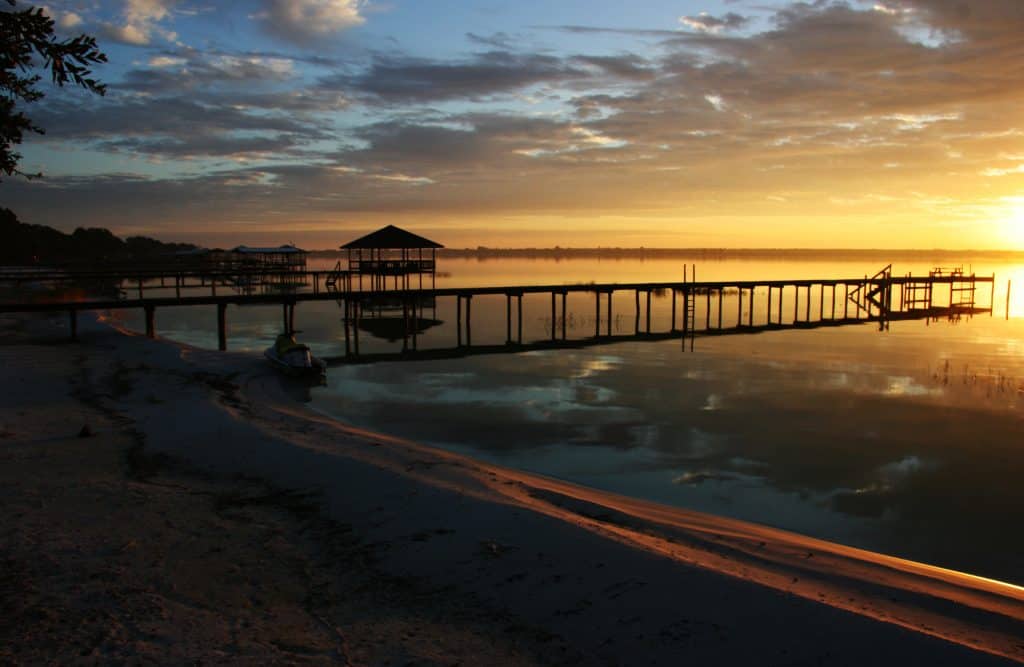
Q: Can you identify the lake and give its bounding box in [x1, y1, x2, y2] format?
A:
[115, 256, 1024, 585]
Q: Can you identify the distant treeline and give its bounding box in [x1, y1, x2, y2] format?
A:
[0, 208, 197, 265]
[310, 246, 1024, 261]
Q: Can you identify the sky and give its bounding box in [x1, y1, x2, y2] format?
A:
[4, 0, 1024, 249]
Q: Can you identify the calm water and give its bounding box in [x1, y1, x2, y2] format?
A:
[116, 257, 1024, 584]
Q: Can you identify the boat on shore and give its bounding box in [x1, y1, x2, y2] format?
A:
[264, 333, 326, 380]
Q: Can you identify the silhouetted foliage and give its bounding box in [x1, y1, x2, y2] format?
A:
[0, 207, 197, 263]
[1, 0, 106, 179]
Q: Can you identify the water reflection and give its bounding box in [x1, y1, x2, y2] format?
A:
[113, 257, 1024, 584]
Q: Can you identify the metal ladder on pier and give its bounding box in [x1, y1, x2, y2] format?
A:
[682, 265, 696, 350]
[325, 261, 345, 291]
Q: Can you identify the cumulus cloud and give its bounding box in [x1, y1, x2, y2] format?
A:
[98, 0, 178, 46]
[679, 12, 749, 33]
[259, 0, 366, 43]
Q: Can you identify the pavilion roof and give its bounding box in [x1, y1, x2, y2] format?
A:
[340, 225, 443, 250]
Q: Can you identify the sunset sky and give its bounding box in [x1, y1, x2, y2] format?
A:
[6, 0, 1024, 249]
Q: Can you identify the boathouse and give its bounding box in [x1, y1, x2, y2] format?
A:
[229, 244, 308, 271]
[340, 225, 443, 290]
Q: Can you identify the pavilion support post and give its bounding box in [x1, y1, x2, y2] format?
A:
[748, 287, 754, 327]
[794, 285, 800, 323]
[819, 284, 825, 321]
[777, 286, 783, 323]
[411, 298, 418, 350]
[144, 305, 155, 339]
[402, 300, 409, 352]
[805, 285, 811, 321]
[175, 276, 181, 299]
[217, 303, 227, 351]
[343, 300, 351, 356]
[69, 310, 78, 342]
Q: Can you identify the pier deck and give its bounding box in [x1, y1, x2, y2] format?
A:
[0, 269, 996, 356]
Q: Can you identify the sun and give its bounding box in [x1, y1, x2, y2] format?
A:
[1001, 198, 1024, 247]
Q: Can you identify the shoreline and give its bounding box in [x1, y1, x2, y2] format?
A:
[3, 311, 1022, 664]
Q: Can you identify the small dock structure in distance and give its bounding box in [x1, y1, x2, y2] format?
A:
[339, 225, 443, 291]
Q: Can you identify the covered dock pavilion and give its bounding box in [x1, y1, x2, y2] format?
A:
[340, 225, 443, 290]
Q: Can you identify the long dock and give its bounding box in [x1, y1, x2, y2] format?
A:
[0, 266, 996, 356]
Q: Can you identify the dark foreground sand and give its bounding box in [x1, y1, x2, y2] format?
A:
[1, 312, 1021, 665]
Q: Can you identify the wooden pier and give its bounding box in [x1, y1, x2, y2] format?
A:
[0, 266, 995, 357]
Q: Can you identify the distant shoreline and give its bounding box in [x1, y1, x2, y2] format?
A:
[309, 247, 1024, 261]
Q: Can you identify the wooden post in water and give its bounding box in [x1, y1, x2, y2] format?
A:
[457, 296, 463, 347]
[465, 296, 472, 346]
[506, 294, 512, 343]
[606, 292, 612, 337]
[217, 303, 227, 351]
[767, 286, 773, 325]
[282, 304, 290, 334]
[705, 289, 711, 330]
[69, 310, 78, 341]
[517, 294, 523, 344]
[634, 289, 641, 334]
[737, 286, 743, 327]
[1007, 280, 1012, 320]
[561, 292, 567, 340]
[671, 288, 677, 331]
[551, 292, 557, 341]
[646, 290, 652, 334]
[145, 305, 155, 339]
[288, 304, 296, 336]
[595, 292, 600, 337]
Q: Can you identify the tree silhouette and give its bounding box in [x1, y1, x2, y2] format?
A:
[1, 0, 106, 180]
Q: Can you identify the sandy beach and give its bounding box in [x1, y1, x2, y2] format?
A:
[2, 310, 1022, 666]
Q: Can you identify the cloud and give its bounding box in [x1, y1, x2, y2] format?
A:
[331, 51, 589, 103]
[678, 12, 749, 33]
[259, 0, 365, 43]
[97, 0, 178, 46]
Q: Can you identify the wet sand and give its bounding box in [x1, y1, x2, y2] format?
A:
[1, 311, 1021, 665]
